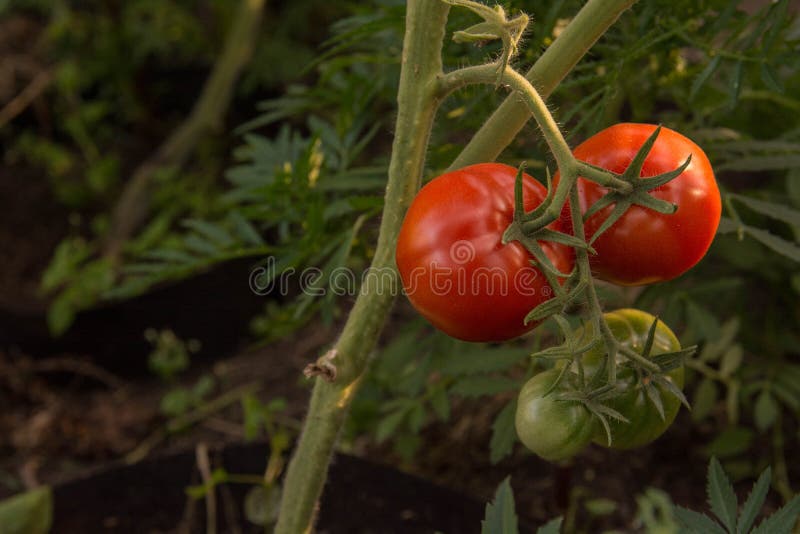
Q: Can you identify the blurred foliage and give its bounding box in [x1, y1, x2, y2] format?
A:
[6, 0, 800, 505]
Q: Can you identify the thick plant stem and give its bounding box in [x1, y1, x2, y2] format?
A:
[273, 2, 450, 532]
[449, 0, 637, 169]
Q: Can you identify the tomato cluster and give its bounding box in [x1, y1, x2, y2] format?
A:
[395, 123, 720, 461]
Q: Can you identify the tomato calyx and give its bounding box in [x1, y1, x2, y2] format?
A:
[578, 126, 692, 244]
[535, 313, 696, 446]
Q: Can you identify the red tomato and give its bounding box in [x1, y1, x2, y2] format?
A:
[395, 163, 573, 342]
[558, 123, 721, 286]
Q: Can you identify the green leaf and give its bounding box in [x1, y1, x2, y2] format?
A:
[707, 457, 739, 532]
[230, 211, 265, 246]
[760, 63, 784, 93]
[743, 225, 800, 262]
[720, 346, 743, 378]
[737, 467, 771, 534]
[450, 376, 520, 398]
[674, 506, 727, 534]
[489, 400, 517, 465]
[700, 318, 740, 362]
[183, 219, 234, 248]
[729, 60, 744, 108]
[375, 407, 408, 443]
[481, 477, 519, 534]
[690, 55, 721, 101]
[705, 427, 754, 458]
[430, 387, 450, 421]
[0, 487, 53, 534]
[731, 194, 800, 229]
[754, 390, 778, 432]
[692, 378, 719, 422]
[536, 517, 563, 534]
[751, 495, 800, 534]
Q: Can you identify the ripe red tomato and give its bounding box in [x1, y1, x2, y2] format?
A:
[395, 163, 573, 342]
[559, 123, 721, 286]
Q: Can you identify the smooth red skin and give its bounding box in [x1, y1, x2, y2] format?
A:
[559, 123, 721, 286]
[395, 163, 573, 342]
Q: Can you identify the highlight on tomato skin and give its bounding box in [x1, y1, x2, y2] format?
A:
[394, 163, 574, 343]
[556, 123, 722, 286]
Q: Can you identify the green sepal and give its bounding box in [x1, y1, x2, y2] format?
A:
[453, 22, 502, 44]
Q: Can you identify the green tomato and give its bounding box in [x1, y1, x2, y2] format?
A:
[578, 308, 685, 450]
[515, 369, 595, 462]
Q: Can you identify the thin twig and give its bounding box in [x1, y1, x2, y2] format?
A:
[29, 356, 124, 389]
[124, 382, 261, 464]
[195, 443, 217, 534]
[0, 68, 54, 128]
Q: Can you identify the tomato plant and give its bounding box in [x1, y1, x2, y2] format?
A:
[395, 163, 573, 342]
[515, 368, 595, 461]
[576, 309, 685, 449]
[559, 123, 721, 286]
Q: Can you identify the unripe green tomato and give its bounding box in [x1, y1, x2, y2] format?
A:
[515, 369, 595, 462]
[577, 308, 685, 450]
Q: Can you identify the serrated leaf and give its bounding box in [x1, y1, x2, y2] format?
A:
[692, 378, 719, 422]
[450, 376, 520, 398]
[751, 495, 800, 534]
[481, 477, 519, 534]
[674, 506, 727, 534]
[707, 456, 738, 532]
[490, 400, 517, 465]
[754, 390, 778, 432]
[737, 468, 771, 534]
[0, 487, 53, 534]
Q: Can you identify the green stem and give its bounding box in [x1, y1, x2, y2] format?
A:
[438, 62, 576, 228]
[273, 2, 450, 532]
[568, 187, 617, 383]
[449, 0, 637, 169]
[575, 161, 632, 192]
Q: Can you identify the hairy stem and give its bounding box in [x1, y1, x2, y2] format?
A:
[273, 2, 450, 531]
[449, 0, 637, 169]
